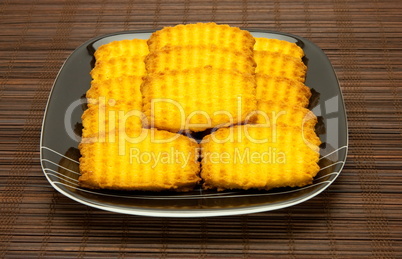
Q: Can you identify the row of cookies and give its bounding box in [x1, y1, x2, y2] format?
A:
[79, 39, 201, 191]
[142, 23, 258, 132]
[201, 37, 320, 190]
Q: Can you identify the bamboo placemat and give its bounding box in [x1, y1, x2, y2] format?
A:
[0, 0, 401, 258]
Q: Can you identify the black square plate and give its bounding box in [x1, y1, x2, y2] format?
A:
[40, 30, 348, 217]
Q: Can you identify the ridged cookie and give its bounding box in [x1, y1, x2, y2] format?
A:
[145, 45, 256, 75]
[81, 103, 145, 140]
[79, 128, 201, 191]
[255, 74, 311, 108]
[148, 23, 255, 52]
[90, 56, 146, 81]
[201, 125, 320, 191]
[94, 39, 149, 61]
[86, 75, 143, 107]
[254, 51, 307, 82]
[255, 100, 317, 131]
[254, 38, 304, 59]
[142, 67, 257, 132]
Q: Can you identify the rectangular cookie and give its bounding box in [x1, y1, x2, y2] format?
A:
[201, 125, 320, 191]
[145, 45, 256, 75]
[94, 39, 149, 61]
[254, 38, 304, 59]
[147, 22, 255, 52]
[254, 51, 307, 82]
[255, 74, 311, 108]
[142, 67, 257, 132]
[79, 128, 201, 192]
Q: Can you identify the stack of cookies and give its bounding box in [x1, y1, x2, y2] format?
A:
[201, 38, 320, 190]
[142, 23, 257, 132]
[79, 39, 201, 191]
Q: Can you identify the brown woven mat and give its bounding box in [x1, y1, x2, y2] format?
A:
[1, 0, 401, 258]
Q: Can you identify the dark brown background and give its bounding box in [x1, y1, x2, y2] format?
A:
[0, 0, 401, 258]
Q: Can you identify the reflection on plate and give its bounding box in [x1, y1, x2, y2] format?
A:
[40, 30, 348, 217]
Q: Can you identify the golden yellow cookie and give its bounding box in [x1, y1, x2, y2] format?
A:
[254, 51, 307, 82]
[142, 67, 257, 132]
[79, 128, 201, 191]
[86, 75, 143, 107]
[81, 103, 145, 140]
[255, 100, 317, 131]
[94, 39, 149, 61]
[201, 125, 320, 191]
[90, 56, 146, 81]
[255, 74, 311, 108]
[148, 23, 255, 52]
[254, 38, 304, 59]
[145, 45, 256, 75]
